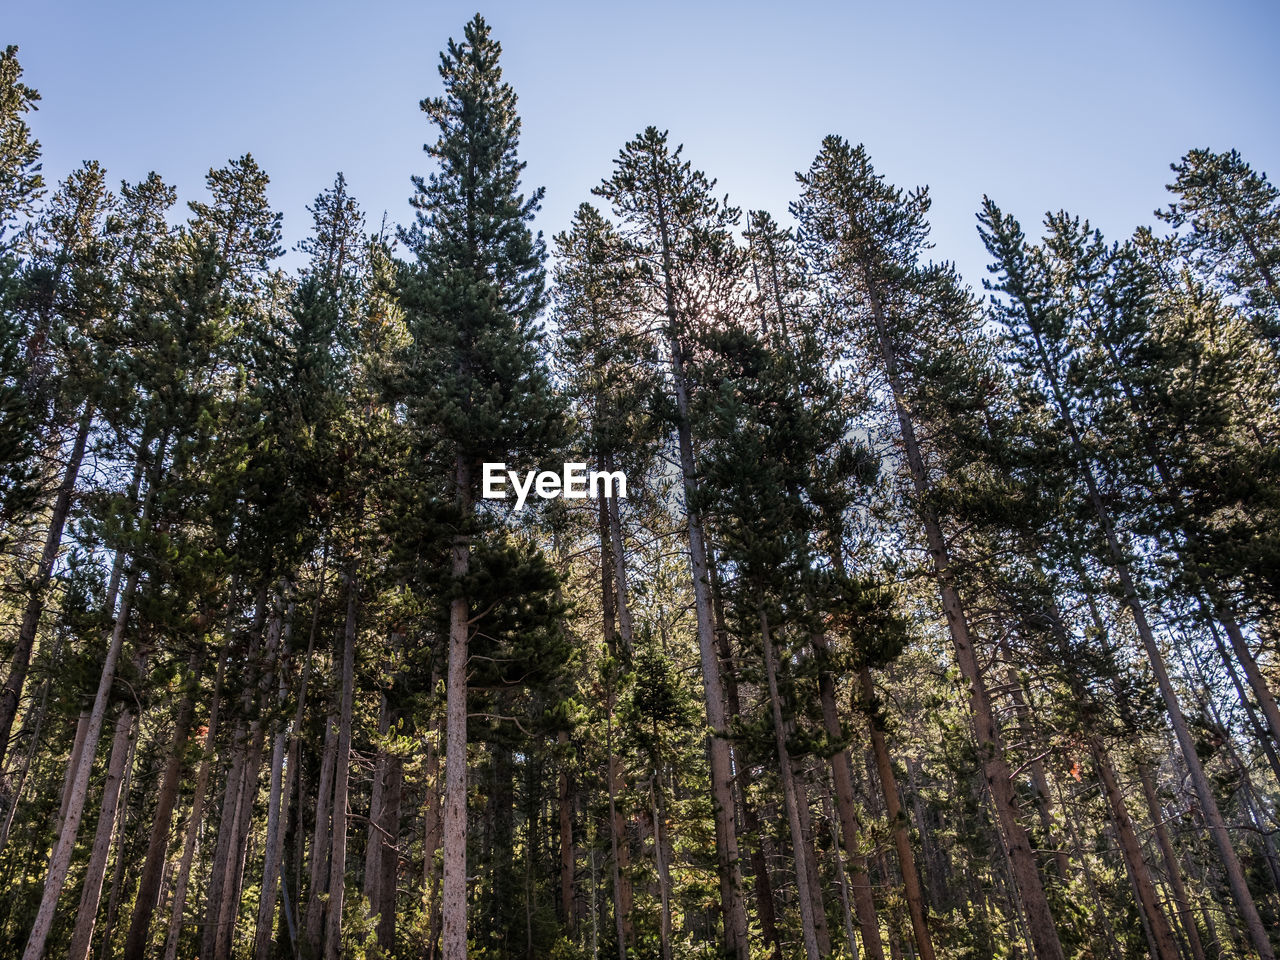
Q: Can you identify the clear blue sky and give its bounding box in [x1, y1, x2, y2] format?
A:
[8, 0, 1279, 289]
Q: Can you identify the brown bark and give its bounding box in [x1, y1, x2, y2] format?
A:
[600, 495, 633, 959]
[650, 778, 674, 960]
[423, 701, 444, 960]
[68, 708, 135, 960]
[1092, 742, 1180, 960]
[441, 459, 473, 960]
[323, 571, 360, 960]
[254, 711, 289, 960]
[758, 602, 821, 960]
[707, 552, 783, 960]
[22, 431, 167, 960]
[123, 656, 202, 960]
[0, 405, 92, 776]
[364, 704, 390, 917]
[859, 667, 936, 960]
[162, 648, 228, 960]
[995, 639, 1070, 883]
[810, 623, 885, 960]
[559, 729, 576, 933]
[304, 703, 339, 952]
[792, 761, 832, 957]
[375, 754, 403, 952]
[203, 589, 270, 960]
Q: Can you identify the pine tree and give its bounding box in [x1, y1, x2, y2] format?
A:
[399, 16, 562, 959]
[979, 196, 1277, 960]
[795, 137, 1069, 960]
[595, 129, 754, 960]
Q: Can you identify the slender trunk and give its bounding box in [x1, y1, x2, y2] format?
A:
[758, 600, 822, 960]
[793, 760, 833, 957]
[650, 775, 673, 960]
[863, 277, 1065, 960]
[810, 618, 885, 960]
[323, 570, 359, 960]
[22, 431, 167, 960]
[305, 704, 339, 952]
[423, 699, 444, 960]
[600, 495, 632, 959]
[162, 649, 228, 960]
[559, 729, 576, 933]
[821, 783, 860, 960]
[365, 661, 404, 954]
[253, 712, 288, 960]
[205, 589, 271, 960]
[1207, 616, 1280, 783]
[708, 552, 784, 960]
[905, 757, 946, 911]
[98, 712, 140, 960]
[0, 640, 60, 854]
[859, 667, 937, 960]
[606, 478, 636, 659]
[376, 754, 403, 952]
[123, 655, 202, 960]
[1217, 615, 1280, 777]
[442, 458, 473, 960]
[0, 405, 92, 775]
[364, 706, 389, 917]
[262, 549, 326, 960]
[606, 716, 630, 960]
[67, 708, 136, 960]
[1091, 741, 1181, 960]
[55, 708, 91, 833]
[1140, 764, 1208, 960]
[996, 639, 1070, 882]
[258, 583, 311, 960]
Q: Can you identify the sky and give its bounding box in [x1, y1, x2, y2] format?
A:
[8, 0, 1279, 291]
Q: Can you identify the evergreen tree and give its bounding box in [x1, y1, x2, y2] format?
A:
[399, 16, 562, 959]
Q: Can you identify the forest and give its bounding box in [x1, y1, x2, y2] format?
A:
[1, 13, 1279, 960]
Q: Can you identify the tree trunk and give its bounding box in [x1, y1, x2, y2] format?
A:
[650, 776, 673, 960]
[442, 458, 473, 960]
[810, 622, 885, 960]
[0, 405, 92, 776]
[67, 707, 136, 960]
[423, 700, 444, 960]
[758, 601, 822, 960]
[793, 760, 833, 957]
[600, 494, 633, 959]
[1092, 741, 1180, 960]
[204, 589, 270, 960]
[323, 570, 360, 960]
[123, 655, 202, 960]
[559, 729, 576, 934]
[376, 753, 403, 952]
[21, 431, 167, 960]
[708, 551, 783, 960]
[162, 648, 228, 960]
[859, 667, 936, 960]
[304, 703, 339, 952]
